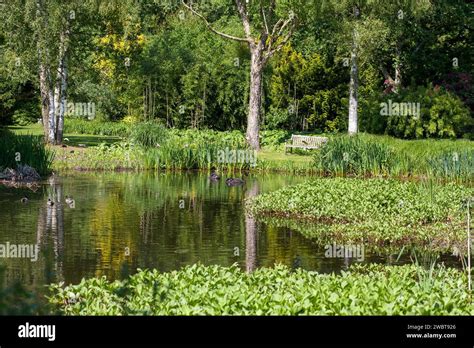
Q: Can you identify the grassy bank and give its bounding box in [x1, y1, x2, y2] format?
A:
[0, 128, 54, 176]
[48, 263, 473, 315]
[8, 123, 473, 177]
[314, 134, 473, 180]
[247, 178, 473, 254]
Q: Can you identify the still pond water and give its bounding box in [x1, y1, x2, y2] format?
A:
[0, 172, 460, 286]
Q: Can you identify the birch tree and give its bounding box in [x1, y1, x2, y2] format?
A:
[322, 0, 432, 135]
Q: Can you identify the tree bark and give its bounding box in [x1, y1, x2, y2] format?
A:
[36, 0, 70, 145]
[36, 0, 51, 142]
[54, 25, 69, 144]
[56, 58, 67, 144]
[348, 27, 359, 135]
[47, 89, 56, 144]
[38, 61, 50, 140]
[247, 45, 263, 150]
[394, 45, 402, 93]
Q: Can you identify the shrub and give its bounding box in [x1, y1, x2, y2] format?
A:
[130, 121, 168, 147]
[362, 84, 472, 139]
[260, 130, 291, 149]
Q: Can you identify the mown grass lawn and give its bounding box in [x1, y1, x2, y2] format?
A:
[7, 124, 473, 177]
[8, 124, 120, 147]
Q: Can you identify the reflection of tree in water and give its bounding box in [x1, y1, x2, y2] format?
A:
[36, 176, 65, 284]
[245, 179, 259, 273]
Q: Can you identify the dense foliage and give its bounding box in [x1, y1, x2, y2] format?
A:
[361, 84, 473, 139]
[48, 263, 474, 315]
[1, 0, 472, 139]
[248, 178, 473, 252]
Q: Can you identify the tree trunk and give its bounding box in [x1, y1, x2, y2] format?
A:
[348, 28, 359, 135]
[246, 46, 263, 150]
[394, 45, 402, 93]
[36, 0, 50, 141]
[38, 61, 50, 140]
[55, 26, 69, 144]
[56, 59, 67, 144]
[47, 90, 56, 144]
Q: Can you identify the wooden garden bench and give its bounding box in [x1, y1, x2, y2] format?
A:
[285, 135, 328, 153]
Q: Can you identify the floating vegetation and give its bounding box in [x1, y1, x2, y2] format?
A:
[48, 263, 474, 315]
[247, 178, 473, 253]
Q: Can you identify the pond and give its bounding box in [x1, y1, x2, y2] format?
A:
[0, 172, 462, 287]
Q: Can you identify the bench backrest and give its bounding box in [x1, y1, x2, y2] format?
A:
[291, 135, 328, 146]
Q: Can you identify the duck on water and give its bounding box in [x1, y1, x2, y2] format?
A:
[209, 172, 220, 181]
[225, 178, 245, 186]
[208, 172, 244, 186]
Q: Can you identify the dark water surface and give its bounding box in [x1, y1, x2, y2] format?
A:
[0, 172, 461, 286]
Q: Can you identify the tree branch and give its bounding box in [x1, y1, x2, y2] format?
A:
[235, 0, 252, 40]
[264, 15, 296, 62]
[182, 1, 250, 43]
[261, 6, 270, 35]
[277, 17, 293, 37]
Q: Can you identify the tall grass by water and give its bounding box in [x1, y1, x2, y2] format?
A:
[53, 129, 255, 171]
[52, 121, 474, 177]
[314, 134, 473, 180]
[0, 129, 54, 176]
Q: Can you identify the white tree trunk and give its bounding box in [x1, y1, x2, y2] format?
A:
[38, 61, 50, 140]
[348, 28, 359, 135]
[36, 0, 51, 142]
[48, 89, 56, 144]
[56, 61, 67, 144]
[246, 46, 263, 150]
[394, 46, 402, 93]
[55, 28, 68, 144]
[53, 80, 61, 143]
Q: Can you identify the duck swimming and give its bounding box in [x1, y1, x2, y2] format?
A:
[209, 172, 220, 181]
[47, 198, 54, 206]
[65, 195, 74, 205]
[225, 178, 245, 186]
[20, 195, 29, 203]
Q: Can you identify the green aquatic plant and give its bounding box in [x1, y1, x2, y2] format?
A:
[248, 178, 474, 253]
[130, 121, 168, 148]
[48, 263, 474, 315]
